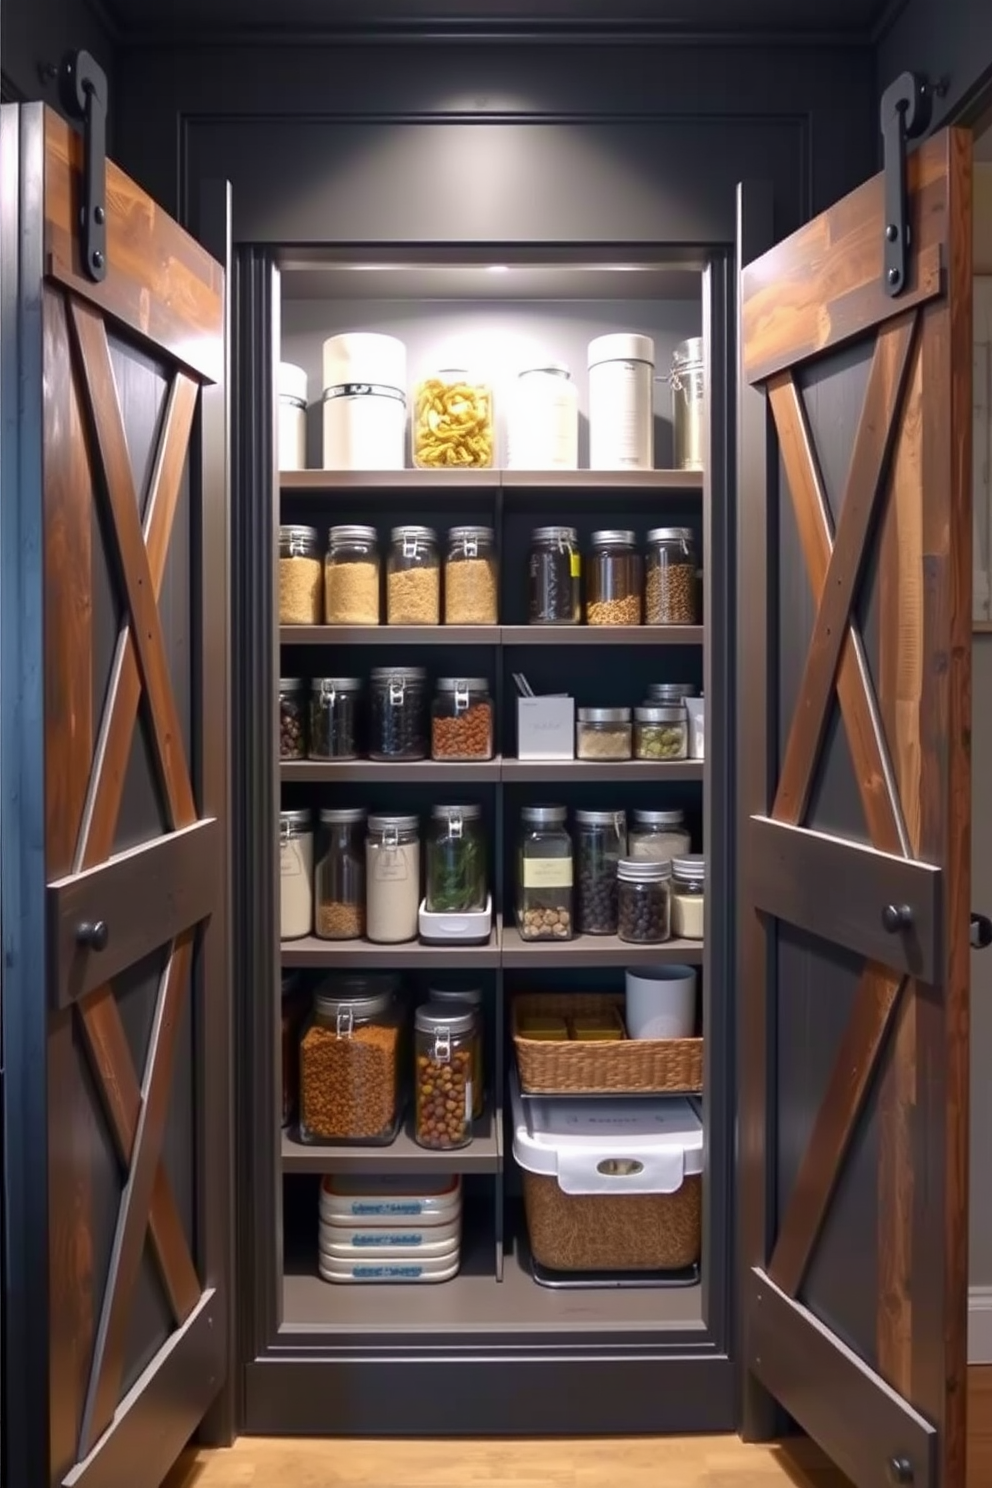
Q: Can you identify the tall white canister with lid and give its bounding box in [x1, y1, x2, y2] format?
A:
[508, 362, 579, 470]
[587, 333, 655, 471]
[278, 362, 308, 471]
[322, 332, 407, 471]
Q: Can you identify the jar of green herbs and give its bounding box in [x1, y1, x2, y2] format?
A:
[426, 805, 487, 914]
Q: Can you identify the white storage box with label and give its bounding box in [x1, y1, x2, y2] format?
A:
[318, 1212, 461, 1261]
[322, 332, 407, 471]
[511, 1074, 702, 1272]
[319, 1173, 461, 1225]
[517, 695, 575, 761]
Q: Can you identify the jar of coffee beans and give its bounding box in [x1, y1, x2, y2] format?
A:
[645, 527, 698, 626]
[528, 526, 581, 625]
[369, 666, 428, 761]
[279, 677, 307, 759]
[310, 676, 362, 760]
[517, 804, 574, 940]
[414, 1003, 476, 1149]
[617, 857, 672, 944]
[279, 524, 322, 625]
[575, 809, 627, 935]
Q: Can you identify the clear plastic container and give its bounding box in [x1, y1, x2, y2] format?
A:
[528, 525, 581, 625]
[279, 525, 322, 625]
[369, 666, 428, 761]
[671, 854, 705, 940]
[279, 808, 313, 940]
[366, 814, 421, 944]
[628, 808, 691, 864]
[575, 809, 627, 936]
[324, 524, 381, 625]
[431, 677, 494, 761]
[414, 1003, 477, 1149]
[634, 703, 688, 761]
[430, 987, 484, 1118]
[617, 857, 672, 944]
[576, 706, 632, 761]
[508, 363, 579, 471]
[309, 676, 362, 760]
[299, 981, 402, 1144]
[444, 526, 498, 625]
[413, 368, 495, 470]
[517, 804, 573, 941]
[315, 807, 366, 941]
[387, 525, 440, 626]
[426, 805, 487, 914]
[645, 527, 698, 626]
[586, 530, 643, 626]
[279, 677, 307, 760]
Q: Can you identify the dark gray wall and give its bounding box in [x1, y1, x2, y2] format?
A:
[1, 0, 115, 120]
[877, 0, 992, 129]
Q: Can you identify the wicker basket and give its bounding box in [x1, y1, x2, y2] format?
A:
[512, 992, 702, 1095]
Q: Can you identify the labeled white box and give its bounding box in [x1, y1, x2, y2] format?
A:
[517, 696, 575, 761]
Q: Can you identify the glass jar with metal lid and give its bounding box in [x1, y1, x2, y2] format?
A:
[517, 804, 573, 941]
[414, 1003, 477, 1149]
[617, 857, 672, 944]
[413, 367, 495, 470]
[429, 986, 484, 1117]
[628, 808, 691, 864]
[279, 524, 322, 625]
[366, 813, 421, 944]
[575, 809, 627, 936]
[445, 525, 498, 625]
[369, 666, 428, 761]
[634, 702, 688, 760]
[279, 808, 313, 940]
[279, 677, 307, 760]
[426, 805, 487, 915]
[309, 676, 362, 760]
[387, 525, 440, 626]
[298, 979, 402, 1145]
[646, 682, 698, 704]
[324, 523, 381, 625]
[315, 807, 366, 941]
[586, 530, 643, 626]
[576, 706, 632, 761]
[645, 527, 698, 626]
[528, 525, 581, 625]
[671, 854, 705, 940]
[431, 677, 494, 761]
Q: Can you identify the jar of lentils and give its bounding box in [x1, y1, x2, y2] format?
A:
[645, 527, 698, 625]
[388, 525, 440, 626]
[529, 525, 581, 625]
[517, 804, 573, 941]
[414, 1003, 477, 1149]
[369, 666, 428, 761]
[324, 523, 381, 625]
[309, 676, 362, 760]
[634, 702, 688, 761]
[279, 678, 307, 759]
[586, 530, 643, 626]
[617, 857, 672, 944]
[298, 980, 402, 1145]
[279, 524, 322, 625]
[314, 806, 366, 941]
[445, 526, 498, 625]
[575, 809, 626, 936]
[432, 677, 494, 761]
[628, 808, 691, 864]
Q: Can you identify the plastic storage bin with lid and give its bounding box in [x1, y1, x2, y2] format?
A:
[511, 1072, 703, 1275]
[318, 1175, 462, 1285]
[322, 332, 406, 471]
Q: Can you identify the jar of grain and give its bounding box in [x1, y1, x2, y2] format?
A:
[634, 703, 688, 761]
[617, 857, 672, 944]
[369, 667, 428, 761]
[278, 362, 308, 471]
[315, 807, 366, 941]
[529, 526, 581, 625]
[426, 805, 487, 914]
[431, 677, 494, 761]
[387, 525, 440, 625]
[671, 855, 705, 940]
[517, 804, 573, 941]
[575, 809, 626, 936]
[413, 368, 495, 470]
[279, 525, 322, 625]
[586, 530, 643, 626]
[576, 706, 632, 761]
[628, 808, 691, 864]
[445, 526, 498, 625]
[429, 986, 484, 1118]
[299, 981, 402, 1145]
[324, 524, 381, 626]
[414, 1003, 477, 1149]
[507, 362, 579, 471]
[280, 808, 313, 940]
[645, 528, 698, 626]
[309, 676, 362, 760]
[279, 677, 307, 760]
[366, 813, 421, 944]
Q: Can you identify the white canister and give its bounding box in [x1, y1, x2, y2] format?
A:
[625, 965, 697, 1040]
[322, 332, 407, 472]
[278, 362, 308, 470]
[508, 362, 579, 471]
[588, 333, 655, 471]
[280, 808, 313, 940]
[686, 695, 705, 760]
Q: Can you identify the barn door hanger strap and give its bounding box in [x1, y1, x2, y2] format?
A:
[59, 49, 108, 284]
[880, 72, 934, 299]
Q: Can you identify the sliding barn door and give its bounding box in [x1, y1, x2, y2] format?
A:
[738, 131, 972, 1488]
[0, 103, 231, 1488]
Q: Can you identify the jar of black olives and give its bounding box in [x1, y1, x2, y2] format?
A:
[575, 809, 626, 935]
[369, 666, 428, 761]
[279, 678, 307, 760]
[617, 857, 672, 944]
[310, 676, 362, 760]
[528, 525, 581, 625]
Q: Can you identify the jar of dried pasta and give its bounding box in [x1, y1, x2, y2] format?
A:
[413, 368, 495, 470]
[279, 525, 322, 625]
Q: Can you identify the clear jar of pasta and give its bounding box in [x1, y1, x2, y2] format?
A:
[413, 368, 495, 470]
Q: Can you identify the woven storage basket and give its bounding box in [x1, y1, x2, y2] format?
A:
[512, 992, 702, 1095]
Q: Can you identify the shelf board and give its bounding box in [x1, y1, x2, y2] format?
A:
[281, 758, 502, 783]
[501, 759, 703, 783]
[501, 625, 703, 646]
[501, 469, 703, 491]
[281, 1102, 500, 1175]
[279, 469, 701, 494]
[280, 625, 500, 646]
[501, 925, 703, 968]
[281, 931, 500, 969]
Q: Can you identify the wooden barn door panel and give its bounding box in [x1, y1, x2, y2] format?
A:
[739, 129, 972, 1488]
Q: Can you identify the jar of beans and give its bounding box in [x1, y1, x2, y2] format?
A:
[528, 526, 581, 625]
[315, 807, 366, 941]
[586, 530, 643, 626]
[575, 809, 627, 935]
[517, 804, 573, 941]
[309, 676, 362, 760]
[299, 979, 402, 1145]
[388, 525, 440, 625]
[414, 1003, 477, 1149]
[279, 524, 322, 625]
[445, 526, 498, 625]
[369, 666, 428, 761]
[645, 527, 698, 625]
[634, 703, 688, 761]
[279, 677, 307, 759]
[325, 524, 381, 625]
[431, 677, 494, 761]
[429, 986, 484, 1118]
[617, 857, 672, 944]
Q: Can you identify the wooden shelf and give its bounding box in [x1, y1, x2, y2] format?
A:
[501, 625, 704, 646]
[281, 1102, 501, 1175]
[279, 468, 702, 494]
[280, 931, 500, 969]
[280, 625, 500, 646]
[281, 758, 502, 783]
[501, 759, 703, 782]
[500, 925, 704, 969]
[501, 468, 703, 491]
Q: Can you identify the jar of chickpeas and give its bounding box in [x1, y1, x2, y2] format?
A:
[413, 368, 495, 470]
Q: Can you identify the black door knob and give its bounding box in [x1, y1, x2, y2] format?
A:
[882, 903, 913, 933]
[971, 913, 992, 949]
[888, 1458, 913, 1485]
[76, 919, 108, 951]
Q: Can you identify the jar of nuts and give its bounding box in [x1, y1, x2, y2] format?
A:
[325, 524, 381, 626]
[634, 703, 688, 761]
[299, 979, 403, 1145]
[413, 368, 495, 470]
[279, 677, 307, 759]
[315, 807, 366, 941]
[445, 525, 498, 625]
[575, 809, 627, 936]
[645, 527, 698, 626]
[387, 525, 440, 625]
[279, 524, 322, 625]
[431, 677, 494, 761]
[429, 986, 484, 1118]
[517, 804, 574, 941]
[310, 676, 362, 760]
[414, 1003, 477, 1149]
[617, 857, 672, 944]
[586, 530, 643, 626]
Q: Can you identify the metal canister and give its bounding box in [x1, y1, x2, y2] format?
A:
[670, 337, 705, 472]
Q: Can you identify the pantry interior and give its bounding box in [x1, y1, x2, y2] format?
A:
[251, 243, 736, 1432]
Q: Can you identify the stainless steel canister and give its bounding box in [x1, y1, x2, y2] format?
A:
[670, 337, 705, 472]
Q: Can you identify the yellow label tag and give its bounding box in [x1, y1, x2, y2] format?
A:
[570, 553, 581, 578]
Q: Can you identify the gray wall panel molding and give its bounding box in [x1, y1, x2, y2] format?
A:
[876, 0, 992, 130]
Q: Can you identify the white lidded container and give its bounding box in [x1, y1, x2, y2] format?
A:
[318, 1249, 460, 1284]
[587, 332, 655, 471]
[322, 332, 407, 471]
[625, 964, 697, 1040]
[278, 362, 308, 471]
[319, 1173, 462, 1225]
[511, 1073, 702, 1272]
[508, 362, 579, 471]
[318, 1212, 462, 1260]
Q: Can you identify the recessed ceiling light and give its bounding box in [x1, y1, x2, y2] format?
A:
[487, 264, 509, 274]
